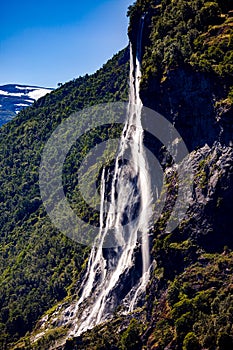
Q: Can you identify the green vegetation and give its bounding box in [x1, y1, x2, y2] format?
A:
[30, 252, 233, 350]
[183, 332, 201, 350]
[128, 0, 233, 103]
[120, 318, 142, 350]
[147, 252, 233, 349]
[0, 48, 129, 348]
[1, 0, 233, 349]
[0, 110, 15, 127]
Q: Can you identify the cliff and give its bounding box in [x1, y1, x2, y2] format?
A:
[1, 1, 233, 350]
[64, 1, 233, 349]
[127, 1, 233, 349]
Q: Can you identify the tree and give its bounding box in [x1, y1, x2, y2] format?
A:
[120, 319, 142, 350]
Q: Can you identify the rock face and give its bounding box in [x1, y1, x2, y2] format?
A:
[139, 64, 233, 252]
[8, 2, 233, 349]
[187, 144, 233, 250]
[128, 0, 233, 262]
[142, 67, 233, 151]
[43, 54, 233, 350]
[118, 2, 233, 349]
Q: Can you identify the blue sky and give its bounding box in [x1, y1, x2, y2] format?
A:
[0, 0, 133, 87]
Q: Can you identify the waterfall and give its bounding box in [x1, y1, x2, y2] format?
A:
[71, 15, 152, 336]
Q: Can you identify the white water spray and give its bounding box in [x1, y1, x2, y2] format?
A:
[70, 15, 152, 336]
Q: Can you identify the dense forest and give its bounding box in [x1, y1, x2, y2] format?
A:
[1, 0, 233, 349]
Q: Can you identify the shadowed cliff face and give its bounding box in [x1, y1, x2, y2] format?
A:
[61, 2, 233, 349]
[142, 67, 233, 151]
[43, 4, 233, 349]
[127, 0, 233, 254]
[175, 143, 233, 252]
[143, 43, 232, 150]
[139, 8, 233, 350]
[128, 0, 233, 152]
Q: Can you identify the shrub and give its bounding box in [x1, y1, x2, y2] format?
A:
[183, 332, 201, 350]
[120, 319, 142, 350]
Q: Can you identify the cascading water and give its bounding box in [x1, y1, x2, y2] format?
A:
[71, 15, 152, 336]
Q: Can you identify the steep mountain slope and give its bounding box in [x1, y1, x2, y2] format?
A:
[24, 0, 233, 348]
[0, 48, 129, 349]
[0, 85, 53, 126]
[1, 0, 233, 349]
[71, 1, 233, 349]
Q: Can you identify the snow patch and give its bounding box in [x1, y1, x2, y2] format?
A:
[15, 103, 30, 107]
[27, 88, 51, 100]
[15, 86, 34, 90]
[0, 90, 24, 97]
[0, 87, 52, 101]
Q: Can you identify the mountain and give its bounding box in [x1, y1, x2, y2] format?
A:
[1, 0, 233, 349]
[0, 84, 53, 126]
[0, 48, 129, 349]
